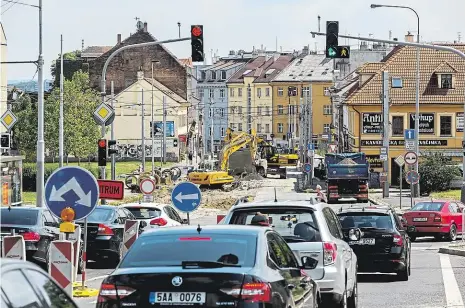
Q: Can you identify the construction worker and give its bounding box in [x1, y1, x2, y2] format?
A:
[316, 185, 327, 203]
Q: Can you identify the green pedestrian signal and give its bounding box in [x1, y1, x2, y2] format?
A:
[328, 47, 337, 58]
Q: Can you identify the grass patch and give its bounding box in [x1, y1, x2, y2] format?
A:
[22, 191, 37, 204]
[430, 190, 461, 200]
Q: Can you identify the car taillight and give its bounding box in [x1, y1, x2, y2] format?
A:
[393, 234, 403, 246]
[98, 224, 114, 235]
[434, 215, 442, 222]
[22, 231, 40, 242]
[323, 242, 337, 266]
[221, 282, 271, 303]
[97, 283, 136, 303]
[150, 217, 168, 226]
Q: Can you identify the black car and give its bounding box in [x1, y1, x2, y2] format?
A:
[337, 206, 411, 281]
[97, 225, 320, 308]
[1, 259, 79, 308]
[0, 207, 60, 266]
[75, 205, 140, 265]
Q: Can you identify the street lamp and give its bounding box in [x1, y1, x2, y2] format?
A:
[370, 4, 420, 197]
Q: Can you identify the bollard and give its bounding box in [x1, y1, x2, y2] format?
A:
[123, 220, 140, 256]
[49, 240, 74, 296]
[1, 235, 26, 260]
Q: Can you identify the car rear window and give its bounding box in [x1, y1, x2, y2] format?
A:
[125, 207, 161, 219]
[338, 212, 394, 230]
[411, 202, 444, 212]
[229, 207, 321, 242]
[1, 209, 38, 226]
[120, 233, 257, 268]
[84, 208, 114, 223]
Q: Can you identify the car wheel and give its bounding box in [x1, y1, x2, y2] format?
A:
[447, 224, 457, 241]
[397, 257, 409, 281]
[339, 289, 348, 308]
[408, 252, 411, 276]
[77, 242, 84, 274]
[348, 274, 358, 308]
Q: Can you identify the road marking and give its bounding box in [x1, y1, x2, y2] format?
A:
[439, 253, 464, 307]
[75, 274, 109, 284]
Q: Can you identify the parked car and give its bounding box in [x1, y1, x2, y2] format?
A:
[403, 200, 464, 241]
[1, 259, 79, 308]
[97, 225, 319, 308]
[221, 199, 360, 308]
[337, 205, 411, 281]
[121, 203, 187, 228]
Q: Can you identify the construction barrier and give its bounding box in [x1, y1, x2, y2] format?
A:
[49, 240, 74, 296]
[217, 215, 225, 224]
[123, 220, 140, 256]
[1, 235, 26, 260]
[60, 225, 82, 282]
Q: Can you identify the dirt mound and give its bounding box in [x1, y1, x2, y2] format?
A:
[240, 173, 264, 181]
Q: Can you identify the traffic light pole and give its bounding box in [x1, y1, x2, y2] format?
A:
[100, 124, 106, 205]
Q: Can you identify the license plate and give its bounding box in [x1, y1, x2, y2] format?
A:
[413, 217, 427, 222]
[149, 292, 206, 304]
[349, 238, 375, 245]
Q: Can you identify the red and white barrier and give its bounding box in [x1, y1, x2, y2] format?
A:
[60, 225, 82, 282]
[217, 215, 225, 224]
[49, 240, 74, 296]
[1, 235, 26, 260]
[123, 220, 140, 256]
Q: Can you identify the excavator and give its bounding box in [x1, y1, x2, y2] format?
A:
[188, 129, 267, 190]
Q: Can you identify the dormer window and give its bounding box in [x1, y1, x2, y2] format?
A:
[433, 62, 457, 89]
[211, 71, 217, 80]
[221, 70, 227, 80]
[440, 74, 453, 89]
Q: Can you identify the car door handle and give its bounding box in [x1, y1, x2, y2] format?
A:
[287, 284, 296, 290]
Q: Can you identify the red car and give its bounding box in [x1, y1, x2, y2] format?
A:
[403, 200, 464, 242]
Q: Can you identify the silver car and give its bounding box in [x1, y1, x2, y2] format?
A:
[221, 199, 360, 308]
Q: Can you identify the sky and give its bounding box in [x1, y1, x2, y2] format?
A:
[3, 0, 465, 81]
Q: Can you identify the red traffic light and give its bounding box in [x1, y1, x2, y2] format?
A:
[191, 26, 202, 37]
[98, 139, 106, 148]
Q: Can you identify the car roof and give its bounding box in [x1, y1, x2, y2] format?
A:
[414, 200, 449, 204]
[94, 205, 118, 210]
[230, 199, 321, 211]
[140, 224, 272, 237]
[1, 259, 42, 271]
[338, 206, 392, 214]
[121, 203, 167, 208]
[1, 206, 41, 211]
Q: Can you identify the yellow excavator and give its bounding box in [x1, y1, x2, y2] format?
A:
[188, 129, 266, 190]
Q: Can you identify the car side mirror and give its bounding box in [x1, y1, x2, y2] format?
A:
[182, 219, 189, 225]
[348, 228, 361, 241]
[300, 256, 318, 270]
[139, 221, 147, 229]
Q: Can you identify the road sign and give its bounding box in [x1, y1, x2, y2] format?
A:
[1, 235, 25, 260]
[394, 155, 405, 167]
[140, 179, 156, 195]
[49, 241, 73, 295]
[93, 102, 115, 125]
[307, 144, 315, 150]
[404, 152, 418, 166]
[404, 129, 415, 140]
[303, 163, 312, 173]
[1, 110, 18, 130]
[380, 154, 388, 161]
[0, 133, 10, 150]
[380, 147, 387, 155]
[98, 180, 124, 200]
[405, 140, 415, 151]
[171, 182, 202, 213]
[44, 166, 99, 220]
[406, 170, 420, 185]
[307, 150, 315, 157]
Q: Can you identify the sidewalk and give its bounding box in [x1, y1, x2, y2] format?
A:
[439, 242, 465, 257]
[369, 190, 431, 213]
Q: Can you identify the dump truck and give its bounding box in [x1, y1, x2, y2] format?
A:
[325, 152, 369, 204]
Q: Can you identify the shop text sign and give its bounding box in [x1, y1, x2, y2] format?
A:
[409, 113, 435, 134]
[361, 139, 447, 147]
[362, 113, 383, 134]
[457, 112, 464, 132]
[367, 155, 383, 168]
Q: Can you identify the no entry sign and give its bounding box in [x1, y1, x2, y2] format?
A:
[98, 180, 124, 200]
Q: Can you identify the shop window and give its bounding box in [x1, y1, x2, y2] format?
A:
[392, 116, 404, 136]
[440, 115, 452, 136]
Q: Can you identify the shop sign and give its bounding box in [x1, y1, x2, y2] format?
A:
[362, 113, 383, 134]
[367, 155, 383, 168]
[361, 139, 447, 147]
[456, 112, 464, 132]
[409, 113, 435, 134]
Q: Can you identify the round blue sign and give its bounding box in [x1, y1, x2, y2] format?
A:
[44, 166, 99, 220]
[171, 182, 202, 213]
[304, 163, 312, 173]
[405, 170, 420, 185]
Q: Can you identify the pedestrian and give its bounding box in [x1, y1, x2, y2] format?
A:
[188, 151, 193, 165]
[316, 184, 327, 203]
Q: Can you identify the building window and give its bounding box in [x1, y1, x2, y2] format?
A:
[247, 87, 251, 97]
[238, 123, 243, 131]
[278, 123, 284, 133]
[265, 88, 270, 97]
[323, 87, 330, 96]
[323, 124, 331, 133]
[257, 106, 262, 115]
[230, 88, 235, 97]
[278, 87, 284, 96]
[220, 108, 225, 117]
[200, 71, 206, 80]
[220, 89, 225, 98]
[323, 105, 332, 115]
[441, 74, 453, 89]
[265, 106, 271, 115]
[278, 105, 284, 115]
[209, 127, 213, 136]
[257, 123, 262, 133]
[257, 88, 262, 97]
[440, 115, 452, 136]
[230, 106, 235, 114]
[392, 77, 403, 88]
[392, 116, 404, 136]
[209, 89, 214, 98]
[211, 71, 217, 79]
[221, 70, 227, 80]
[221, 127, 225, 137]
[302, 86, 310, 97]
[230, 123, 235, 130]
[265, 124, 270, 133]
[238, 88, 243, 97]
[198, 89, 204, 98]
[238, 106, 243, 114]
[209, 108, 213, 117]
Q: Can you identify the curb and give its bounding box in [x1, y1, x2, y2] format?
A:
[438, 247, 465, 257]
[368, 196, 405, 214]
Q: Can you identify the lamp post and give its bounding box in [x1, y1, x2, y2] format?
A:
[370, 4, 420, 197]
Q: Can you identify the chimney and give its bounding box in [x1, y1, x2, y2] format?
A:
[405, 31, 414, 43]
[137, 69, 144, 80]
[143, 22, 148, 32]
[302, 46, 309, 56]
[117, 34, 121, 44]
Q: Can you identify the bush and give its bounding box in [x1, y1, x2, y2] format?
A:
[418, 153, 460, 195]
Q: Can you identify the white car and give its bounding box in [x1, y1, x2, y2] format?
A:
[121, 203, 187, 228]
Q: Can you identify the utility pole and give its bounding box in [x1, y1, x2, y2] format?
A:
[151, 75, 155, 175]
[210, 106, 214, 158]
[247, 84, 251, 133]
[288, 92, 291, 149]
[110, 81, 116, 180]
[382, 71, 390, 198]
[308, 85, 314, 186]
[59, 34, 64, 168]
[36, 0, 45, 207]
[100, 113, 106, 205]
[162, 95, 167, 165]
[141, 89, 145, 171]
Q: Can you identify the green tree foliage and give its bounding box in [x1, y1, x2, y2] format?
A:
[418, 153, 461, 194]
[50, 50, 85, 88]
[11, 95, 38, 160]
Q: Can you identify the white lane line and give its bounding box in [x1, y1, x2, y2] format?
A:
[439, 253, 464, 307]
[75, 274, 109, 284]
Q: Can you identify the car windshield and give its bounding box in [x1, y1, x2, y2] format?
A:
[338, 212, 394, 230]
[120, 233, 256, 268]
[79, 208, 114, 223]
[411, 202, 444, 212]
[229, 207, 321, 242]
[0, 209, 38, 226]
[125, 206, 161, 219]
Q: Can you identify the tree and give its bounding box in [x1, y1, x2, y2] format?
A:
[50, 50, 84, 88]
[11, 95, 38, 160]
[418, 153, 461, 195]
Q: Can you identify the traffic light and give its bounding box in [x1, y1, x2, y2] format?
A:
[0, 133, 10, 149]
[108, 140, 118, 156]
[98, 139, 107, 167]
[191, 25, 204, 62]
[326, 21, 339, 58]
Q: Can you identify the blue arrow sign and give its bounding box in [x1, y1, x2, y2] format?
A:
[405, 170, 420, 185]
[404, 129, 415, 140]
[171, 182, 202, 213]
[307, 144, 314, 150]
[304, 163, 312, 173]
[44, 166, 99, 220]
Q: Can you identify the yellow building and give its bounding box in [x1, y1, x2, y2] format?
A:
[345, 45, 465, 184]
[271, 54, 334, 148]
[226, 55, 293, 140]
